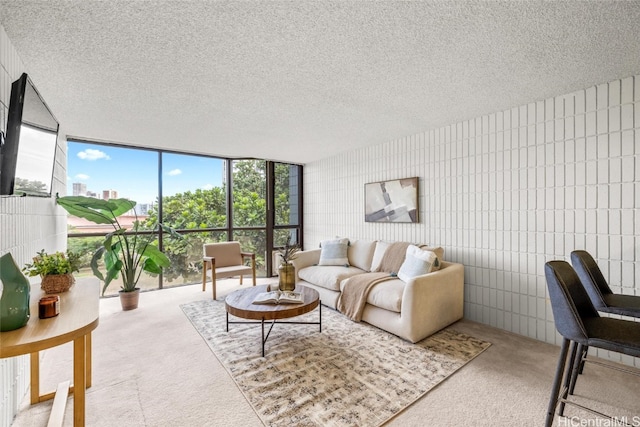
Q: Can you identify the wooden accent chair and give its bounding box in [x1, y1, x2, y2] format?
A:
[202, 241, 256, 299]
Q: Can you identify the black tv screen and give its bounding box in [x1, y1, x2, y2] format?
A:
[0, 73, 59, 197]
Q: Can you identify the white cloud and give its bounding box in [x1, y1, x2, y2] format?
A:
[77, 149, 110, 161]
[75, 173, 90, 180]
[168, 169, 182, 176]
[202, 184, 213, 190]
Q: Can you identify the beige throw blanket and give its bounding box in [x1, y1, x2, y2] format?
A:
[377, 242, 411, 274]
[337, 272, 393, 322]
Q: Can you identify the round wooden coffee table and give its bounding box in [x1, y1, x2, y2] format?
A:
[224, 284, 321, 356]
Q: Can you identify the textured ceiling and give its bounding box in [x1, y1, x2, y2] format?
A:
[1, 1, 640, 164]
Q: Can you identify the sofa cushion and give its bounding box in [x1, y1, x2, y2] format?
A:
[347, 239, 377, 271]
[398, 245, 439, 282]
[419, 245, 445, 269]
[318, 238, 350, 266]
[340, 277, 404, 313]
[370, 241, 391, 272]
[298, 265, 364, 291]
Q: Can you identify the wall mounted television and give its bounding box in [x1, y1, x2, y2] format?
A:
[0, 73, 59, 197]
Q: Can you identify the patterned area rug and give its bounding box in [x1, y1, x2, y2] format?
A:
[181, 300, 491, 427]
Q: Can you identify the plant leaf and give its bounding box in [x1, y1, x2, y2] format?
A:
[140, 244, 170, 268]
[56, 196, 136, 224]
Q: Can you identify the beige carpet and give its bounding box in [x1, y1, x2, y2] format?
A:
[182, 300, 490, 426]
[8, 279, 640, 426]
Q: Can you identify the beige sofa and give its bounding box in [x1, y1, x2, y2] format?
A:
[290, 239, 464, 343]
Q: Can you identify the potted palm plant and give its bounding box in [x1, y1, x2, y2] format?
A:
[56, 195, 182, 310]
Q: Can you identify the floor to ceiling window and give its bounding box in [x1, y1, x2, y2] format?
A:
[272, 162, 302, 268]
[231, 160, 267, 276]
[66, 140, 302, 296]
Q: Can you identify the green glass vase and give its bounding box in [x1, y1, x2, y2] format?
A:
[0, 253, 31, 332]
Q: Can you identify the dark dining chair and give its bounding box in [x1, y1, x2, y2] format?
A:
[544, 261, 640, 427]
[569, 250, 640, 386]
[570, 250, 640, 318]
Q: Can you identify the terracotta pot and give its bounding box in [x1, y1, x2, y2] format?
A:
[119, 288, 140, 311]
[278, 263, 296, 292]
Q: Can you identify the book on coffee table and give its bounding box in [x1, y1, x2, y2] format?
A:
[252, 290, 303, 305]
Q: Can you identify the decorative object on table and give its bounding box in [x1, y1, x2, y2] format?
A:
[38, 295, 60, 319]
[364, 177, 419, 223]
[252, 290, 303, 305]
[56, 195, 183, 311]
[277, 235, 299, 291]
[182, 299, 491, 427]
[0, 252, 31, 332]
[23, 249, 81, 294]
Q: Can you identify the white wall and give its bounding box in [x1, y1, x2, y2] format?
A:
[0, 24, 68, 427]
[304, 74, 640, 368]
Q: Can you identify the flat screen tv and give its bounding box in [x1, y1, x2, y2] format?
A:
[0, 73, 59, 197]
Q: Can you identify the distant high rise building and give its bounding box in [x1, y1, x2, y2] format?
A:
[134, 203, 152, 216]
[73, 182, 87, 196]
[102, 189, 118, 200]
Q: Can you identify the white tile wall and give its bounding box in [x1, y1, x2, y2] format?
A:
[304, 74, 640, 368]
[0, 24, 68, 427]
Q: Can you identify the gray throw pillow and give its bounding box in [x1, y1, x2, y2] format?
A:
[318, 238, 350, 266]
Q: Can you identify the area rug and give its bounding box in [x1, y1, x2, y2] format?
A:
[181, 300, 491, 427]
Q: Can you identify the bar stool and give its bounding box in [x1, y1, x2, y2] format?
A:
[544, 260, 640, 427]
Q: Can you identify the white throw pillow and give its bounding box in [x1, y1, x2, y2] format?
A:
[318, 238, 350, 266]
[397, 245, 440, 282]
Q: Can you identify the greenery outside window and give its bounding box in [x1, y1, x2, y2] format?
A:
[66, 140, 301, 296]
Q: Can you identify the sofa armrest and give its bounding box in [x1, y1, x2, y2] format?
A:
[290, 249, 321, 280]
[401, 261, 465, 341]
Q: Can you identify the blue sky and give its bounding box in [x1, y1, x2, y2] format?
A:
[67, 141, 225, 204]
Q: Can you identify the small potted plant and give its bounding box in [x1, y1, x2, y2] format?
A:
[277, 235, 299, 291]
[23, 249, 82, 294]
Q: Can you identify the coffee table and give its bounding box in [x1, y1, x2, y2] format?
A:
[224, 284, 321, 356]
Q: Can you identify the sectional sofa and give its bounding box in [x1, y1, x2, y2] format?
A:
[290, 238, 464, 343]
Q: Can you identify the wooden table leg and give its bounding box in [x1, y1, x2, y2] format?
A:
[86, 332, 92, 388]
[73, 335, 86, 426]
[30, 352, 39, 404]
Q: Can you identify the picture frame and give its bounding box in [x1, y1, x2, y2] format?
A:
[364, 177, 419, 223]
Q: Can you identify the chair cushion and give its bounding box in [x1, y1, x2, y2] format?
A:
[298, 265, 364, 291]
[318, 238, 350, 266]
[207, 265, 253, 279]
[203, 241, 243, 267]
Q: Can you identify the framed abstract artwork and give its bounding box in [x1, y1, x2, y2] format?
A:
[364, 177, 419, 223]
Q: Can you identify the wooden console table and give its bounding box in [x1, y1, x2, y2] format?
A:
[0, 280, 100, 426]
